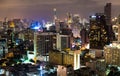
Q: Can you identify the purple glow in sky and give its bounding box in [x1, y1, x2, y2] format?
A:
[0, 0, 120, 21]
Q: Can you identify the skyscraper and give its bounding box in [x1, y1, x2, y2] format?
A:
[89, 13, 110, 49]
[104, 3, 111, 26]
[104, 3, 115, 41]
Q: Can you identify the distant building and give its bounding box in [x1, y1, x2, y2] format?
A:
[80, 28, 89, 46]
[0, 38, 7, 58]
[0, 21, 3, 31]
[89, 13, 110, 49]
[20, 28, 34, 41]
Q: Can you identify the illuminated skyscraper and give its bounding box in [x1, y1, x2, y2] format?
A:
[89, 13, 110, 49]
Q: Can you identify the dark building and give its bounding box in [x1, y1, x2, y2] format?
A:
[104, 3, 115, 41]
[104, 3, 111, 26]
[80, 28, 89, 46]
[89, 13, 110, 49]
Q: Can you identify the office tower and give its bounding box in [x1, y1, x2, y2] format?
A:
[104, 3, 111, 26]
[89, 13, 110, 49]
[104, 3, 115, 41]
[37, 32, 56, 55]
[37, 32, 71, 55]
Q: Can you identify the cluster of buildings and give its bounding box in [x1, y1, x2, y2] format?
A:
[0, 2, 120, 76]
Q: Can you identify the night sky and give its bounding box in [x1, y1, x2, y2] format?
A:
[0, 0, 120, 21]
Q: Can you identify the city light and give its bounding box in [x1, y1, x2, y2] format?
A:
[0, 1, 119, 76]
[30, 21, 42, 30]
[45, 22, 53, 30]
[91, 15, 96, 18]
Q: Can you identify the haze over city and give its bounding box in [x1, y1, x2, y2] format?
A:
[0, 0, 120, 21]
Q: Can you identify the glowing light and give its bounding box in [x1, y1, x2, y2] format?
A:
[10, 21, 15, 28]
[30, 21, 42, 30]
[91, 15, 96, 18]
[68, 19, 72, 24]
[27, 51, 34, 60]
[85, 44, 89, 49]
[40, 66, 43, 76]
[45, 22, 53, 30]
[53, 8, 56, 11]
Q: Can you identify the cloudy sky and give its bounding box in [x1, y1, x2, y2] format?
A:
[0, 0, 120, 21]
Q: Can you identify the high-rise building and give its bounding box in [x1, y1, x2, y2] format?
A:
[37, 32, 56, 55]
[104, 3, 115, 41]
[89, 13, 110, 49]
[104, 3, 111, 26]
[37, 32, 71, 55]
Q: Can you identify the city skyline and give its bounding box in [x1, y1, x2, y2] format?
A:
[0, 0, 120, 21]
